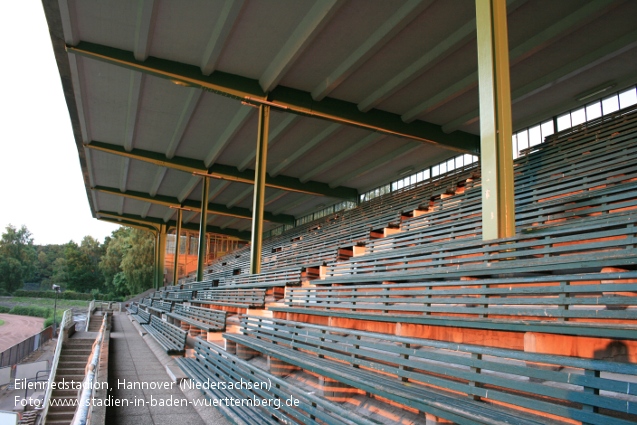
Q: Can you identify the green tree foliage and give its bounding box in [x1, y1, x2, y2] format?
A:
[99, 227, 155, 296]
[0, 225, 37, 293]
[34, 244, 66, 287]
[63, 236, 105, 293]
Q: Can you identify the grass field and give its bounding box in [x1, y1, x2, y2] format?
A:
[0, 296, 89, 311]
[0, 319, 4, 326]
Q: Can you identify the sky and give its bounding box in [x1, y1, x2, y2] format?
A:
[0, 2, 119, 246]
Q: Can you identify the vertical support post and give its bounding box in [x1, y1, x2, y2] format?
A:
[157, 223, 167, 289]
[173, 208, 183, 285]
[153, 230, 159, 290]
[197, 177, 210, 281]
[250, 104, 270, 274]
[476, 0, 515, 240]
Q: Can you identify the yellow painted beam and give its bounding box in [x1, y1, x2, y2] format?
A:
[476, 0, 515, 240]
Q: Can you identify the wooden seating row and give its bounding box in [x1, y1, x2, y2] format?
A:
[166, 304, 226, 333]
[322, 217, 637, 285]
[226, 315, 637, 425]
[142, 315, 187, 355]
[131, 307, 150, 325]
[272, 271, 637, 339]
[176, 338, 377, 425]
[190, 288, 266, 313]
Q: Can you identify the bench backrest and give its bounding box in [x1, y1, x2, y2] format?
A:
[137, 308, 150, 323]
[174, 304, 226, 329]
[149, 315, 186, 347]
[191, 338, 377, 425]
[324, 219, 637, 283]
[150, 300, 172, 313]
[194, 288, 266, 307]
[234, 315, 637, 425]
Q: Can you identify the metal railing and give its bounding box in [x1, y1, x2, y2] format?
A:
[84, 300, 96, 332]
[71, 313, 108, 425]
[40, 309, 72, 425]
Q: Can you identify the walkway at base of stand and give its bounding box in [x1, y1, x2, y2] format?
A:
[106, 312, 229, 425]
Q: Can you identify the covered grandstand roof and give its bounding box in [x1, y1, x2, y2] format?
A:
[43, 0, 637, 238]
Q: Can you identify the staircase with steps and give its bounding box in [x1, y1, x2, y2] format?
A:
[87, 313, 104, 332]
[45, 338, 94, 425]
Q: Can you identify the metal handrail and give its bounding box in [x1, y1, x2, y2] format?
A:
[39, 309, 72, 424]
[70, 313, 107, 425]
[85, 300, 95, 332]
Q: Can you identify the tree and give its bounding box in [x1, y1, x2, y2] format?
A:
[63, 237, 105, 293]
[120, 228, 155, 295]
[0, 224, 37, 293]
[99, 227, 155, 296]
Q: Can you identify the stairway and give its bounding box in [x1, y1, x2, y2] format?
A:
[45, 338, 94, 425]
[87, 314, 103, 332]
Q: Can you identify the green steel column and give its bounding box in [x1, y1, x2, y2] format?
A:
[157, 223, 167, 289]
[476, 0, 515, 240]
[153, 231, 159, 290]
[250, 104, 270, 274]
[197, 177, 210, 281]
[172, 208, 183, 285]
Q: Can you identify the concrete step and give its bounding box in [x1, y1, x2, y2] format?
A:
[46, 410, 75, 422]
[52, 389, 77, 397]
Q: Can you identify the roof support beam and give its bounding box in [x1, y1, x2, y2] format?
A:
[226, 186, 253, 209]
[197, 177, 209, 281]
[97, 216, 158, 233]
[250, 105, 269, 274]
[205, 106, 255, 167]
[329, 142, 420, 189]
[237, 113, 299, 172]
[166, 88, 202, 159]
[85, 140, 357, 199]
[300, 133, 384, 183]
[68, 41, 479, 153]
[358, 12, 473, 113]
[92, 185, 294, 225]
[140, 203, 152, 219]
[133, 0, 157, 61]
[149, 167, 168, 197]
[443, 26, 637, 133]
[259, 0, 342, 92]
[124, 72, 144, 151]
[270, 122, 341, 177]
[200, 0, 245, 75]
[476, 0, 515, 240]
[405, 0, 622, 125]
[312, 0, 433, 101]
[120, 158, 131, 192]
[96, 210, 250, 240]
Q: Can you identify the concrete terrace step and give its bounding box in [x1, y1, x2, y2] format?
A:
[46, 411, 76, 422]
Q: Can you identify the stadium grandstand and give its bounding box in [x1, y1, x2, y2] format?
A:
[39, 0, 637, 424]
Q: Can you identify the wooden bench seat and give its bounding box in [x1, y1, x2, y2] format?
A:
[162, 290, 193, 302]
[272, 271, 637, 339]
[175, 338, 377, 425]
[226, 316, 637, 425]
[147, 300, 172, 315]
[320, 218, 637, 285]
[131, 308, 151, 325]
[166, 304, 226, 332]
[191, 288, 266, 312]
[126, 303, 138, 315]
[220, 267, 302, 289]
[142, 315, 187, 355]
